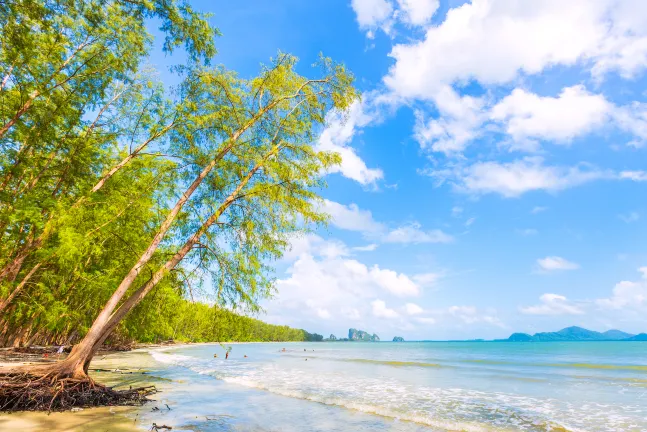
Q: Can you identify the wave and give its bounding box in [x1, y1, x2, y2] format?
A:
[150, 350, 591, 432]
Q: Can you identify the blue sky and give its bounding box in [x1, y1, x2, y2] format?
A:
[150, 0, 647, 340]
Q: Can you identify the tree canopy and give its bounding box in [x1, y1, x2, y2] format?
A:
[0, 0, 357, 355]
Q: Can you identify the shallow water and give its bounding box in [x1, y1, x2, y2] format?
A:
[140, 341, 647, 431]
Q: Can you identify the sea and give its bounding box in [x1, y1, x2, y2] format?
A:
[138, 341, 647, 431]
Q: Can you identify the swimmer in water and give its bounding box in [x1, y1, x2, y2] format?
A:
[213, 354, 217, 358]
[225, 351, 229, 359]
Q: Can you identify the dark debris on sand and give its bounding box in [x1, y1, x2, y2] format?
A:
[0, 372, 156, 412]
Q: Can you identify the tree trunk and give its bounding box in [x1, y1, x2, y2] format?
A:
[8, 95, 287, 381]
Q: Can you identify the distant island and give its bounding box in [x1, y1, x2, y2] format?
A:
[504, 326, 647, 342]
[319, 326, 647, 343]
[323, 328, 381, 342]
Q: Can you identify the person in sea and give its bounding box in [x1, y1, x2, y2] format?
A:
[213, 354, 217, 358]
[225, 351, 229, 359]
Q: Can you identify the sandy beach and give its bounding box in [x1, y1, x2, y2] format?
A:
[0, 349, 164, 432]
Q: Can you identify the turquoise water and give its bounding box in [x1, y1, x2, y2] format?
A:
[143, 341, 647, 431]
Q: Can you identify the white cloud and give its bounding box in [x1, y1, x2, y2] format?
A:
[465, 217, 476, 227]
[516, 228, 538, 236]
[613, 102, 647, 147]
[383, 1, 647, 156]
[447, 306, 504, 326]
[315, 308, 332, 319]
[317, 103, 383, 186]
[385, 0, 647, 101]
[372, 299, 399, 318]
[531, 206, 548, 214]
[370, 265, 420, 296]
[490, 85, 612, 143]
[351, 0, 394, 35]
[415, 317, 436, 324]
[520, 293, 584, 315]
[353, 243, 379, 252]
[321, 200, 452, 246]
[428, 157, 608, 198]
[413, 88, 486, 154]
[596, 267, 647, 311]
[619, 212, 640, 223]
[404, 302, 424, 315]
[536, 256, 580, 271]
[321, 199, 385, 233]
[383, 222, 454, 244]
[396, 0, 439, 26]
[619, 170, 647, 181]
[451, 206, 463, 217]
[283, 234, 350, 262]
[271, 251, 420, 330]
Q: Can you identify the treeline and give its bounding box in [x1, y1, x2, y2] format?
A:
[124, 294, 311, 344]
[0, 0, 356, 353]
[1, 278, 315, 346]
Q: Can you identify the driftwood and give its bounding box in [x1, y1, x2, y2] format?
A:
[151, 423, 172, 431]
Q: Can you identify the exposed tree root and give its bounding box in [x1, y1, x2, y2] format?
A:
[0, 371, 156, 412]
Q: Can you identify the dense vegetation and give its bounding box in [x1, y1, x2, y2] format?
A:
[0, 0, 356, 359]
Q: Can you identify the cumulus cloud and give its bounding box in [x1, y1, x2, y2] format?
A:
[381, 1, 647, 155]
[490, 85, 612, 143]
[404, 302, 424, 315]
[316, 102, 383, 186]
[351, 0, 394, 35]
[385, 0, 647, 100]
[536, 256, 580, 271]
[271, 251, 420, 329]
[396, 0, 439, 26]
[321, 199, 385, 233]
[382, 222, 454, 244]
[596, 267, 647, 311]
[372, 299, 399, 318]
[282, 234, 350, 262]
[520, 294, 584, 315]
[351, 0, 440, 37]
[413, 87, 486, 154]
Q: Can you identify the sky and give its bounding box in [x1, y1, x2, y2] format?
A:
[149, 0, 647, 340]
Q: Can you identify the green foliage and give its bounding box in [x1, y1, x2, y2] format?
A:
[0, 1, 357, 349]
[122, 283, 308, 343]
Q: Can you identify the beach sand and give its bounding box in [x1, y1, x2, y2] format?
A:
[0, 349, 163, 431]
